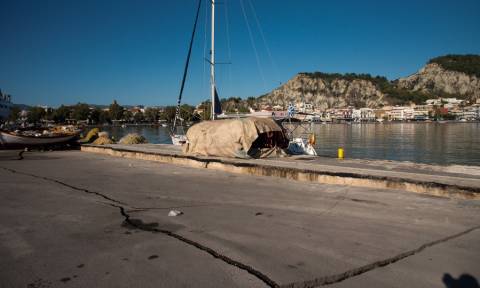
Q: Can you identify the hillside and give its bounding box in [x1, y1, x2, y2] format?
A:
[428, 54, 480, 78]
[258, 73, 430, 110]
[397, 55, 480, 101]
[256, 54, 480, 109]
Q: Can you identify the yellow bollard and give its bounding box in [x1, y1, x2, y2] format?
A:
[338, 148, 344, 159]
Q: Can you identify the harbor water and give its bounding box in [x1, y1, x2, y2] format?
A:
[101, 122, 480, 166]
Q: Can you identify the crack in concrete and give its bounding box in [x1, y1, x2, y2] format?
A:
[3, 165, 478, 288]
[111, 203, 279, 288]
[0, 166, 279, 288]
[280, 225, 480, 288]
[1, 167, 127, 206]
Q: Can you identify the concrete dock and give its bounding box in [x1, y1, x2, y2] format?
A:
[0, 149, 479, 287]
[81, 144, 480, 199]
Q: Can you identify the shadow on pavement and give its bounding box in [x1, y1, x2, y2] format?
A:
[443, 273, 479, 288]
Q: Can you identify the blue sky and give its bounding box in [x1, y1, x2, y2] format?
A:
[1, 0, 479, 107]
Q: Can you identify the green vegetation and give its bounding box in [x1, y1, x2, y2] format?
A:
[8, 106, 21, 121]
[108, 100, 123, 120]
[5, 100, 197, 126]
[27, 106, 46, 124]
[299, 72, 388, 84]
[428, 54, 480, 78]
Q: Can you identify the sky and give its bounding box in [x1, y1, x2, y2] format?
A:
[1, 0, 479, 107]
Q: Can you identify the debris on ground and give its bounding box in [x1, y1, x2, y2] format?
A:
[168, 210, 183, 217]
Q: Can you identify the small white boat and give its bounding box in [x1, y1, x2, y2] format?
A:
[0, 130, 77, 147]
[287, 138, 317, 156]
[171, 134, 187, 145]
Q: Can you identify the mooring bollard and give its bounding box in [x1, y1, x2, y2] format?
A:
[338, 148, 344, 159]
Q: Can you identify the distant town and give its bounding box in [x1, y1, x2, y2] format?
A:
[1, 88, 480, 127]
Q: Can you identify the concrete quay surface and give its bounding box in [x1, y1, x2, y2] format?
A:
[81, 144, 480, 199]
[0, 150, 479, 288]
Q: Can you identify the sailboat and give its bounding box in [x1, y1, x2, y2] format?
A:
[171, 1, 316, 156]
[171, 0, 222, 145]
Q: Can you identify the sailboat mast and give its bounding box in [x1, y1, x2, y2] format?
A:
[210, 0, 215, 120]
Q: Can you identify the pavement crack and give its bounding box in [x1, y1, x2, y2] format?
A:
[111, 203, 279, 288]
[280, 225, 480, 288]
[1, 166, 127, 206]
[1, 166, 279, 288]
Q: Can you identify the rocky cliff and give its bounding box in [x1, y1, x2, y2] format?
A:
[260, 73, 387, 110]
[258, 55, 480, 108]
[397, 62, 480, 101]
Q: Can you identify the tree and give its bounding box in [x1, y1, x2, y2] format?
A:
[27, 107, 46, 124]
[179, 104, 194, 122]
[8, 106, 21, 122]
[72, 103, 90, 121]
[246, 96, 258, 110]
[122, 110, 133, 123]
[89, 108, 102, 124]
[160, 106, 177, 122]
[144, 107, 159, 123]
[109, 100, 123, 120]
[53, 105, 71, 123]
[133, 111, 144, 123]
[99, 110, 111, 124]
[197, 101, 211, 120]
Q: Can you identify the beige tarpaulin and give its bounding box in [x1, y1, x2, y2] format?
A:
[182, 117, 289, 158]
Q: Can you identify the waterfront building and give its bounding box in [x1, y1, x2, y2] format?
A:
[426, 97, 464, 108]
[388, 106, 414, 121]
[374, 109, 387, 121]
[462, 105, 480, 120]
[426, 99, 442, 105]
[443, 98, 464, 105]
[352, 109, 361, 121]
[0, 90, 14, 120]
[360, 108, 375, 121]
[448, 107, 463, 119]
[413, 105, 430, 120]
[331, 107, 353, 121]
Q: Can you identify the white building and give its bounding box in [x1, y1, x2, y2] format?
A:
[388, 106, 414, 121]
[413, 105, 430, 120]
[426, 99, 442, 105]
[462, 105, 480, 120]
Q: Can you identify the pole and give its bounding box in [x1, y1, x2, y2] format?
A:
[210, 0, 215, 120]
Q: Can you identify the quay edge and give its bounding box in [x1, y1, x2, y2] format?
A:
[80, 144, 480, 200]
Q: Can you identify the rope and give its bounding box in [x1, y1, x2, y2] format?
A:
[173, 0, 203, 133]
[239, 0, 267, 91]
[247, 0, 280, 83]
[224, 0, 233, 96]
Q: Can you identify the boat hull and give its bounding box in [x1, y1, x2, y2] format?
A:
[171, 134, 187, 146]
[0, 131, 77, 147]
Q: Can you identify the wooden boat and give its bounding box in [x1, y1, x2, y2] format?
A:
[0, 130, 78, 147]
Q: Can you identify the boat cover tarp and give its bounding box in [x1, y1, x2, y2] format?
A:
[182, 117, 288, 158]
